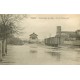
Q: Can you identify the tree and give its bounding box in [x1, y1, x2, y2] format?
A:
[0, 14, 26, 56]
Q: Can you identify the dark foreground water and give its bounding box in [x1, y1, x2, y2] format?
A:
[0, 44, 80, 65]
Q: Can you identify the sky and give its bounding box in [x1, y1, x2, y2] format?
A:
[18, 14, 80, 40]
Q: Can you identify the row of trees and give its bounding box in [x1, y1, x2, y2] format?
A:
[7, 36, 24, 45]
[0, 14, 26, 60]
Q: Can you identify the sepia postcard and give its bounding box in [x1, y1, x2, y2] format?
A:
[0, 14, 80, 65]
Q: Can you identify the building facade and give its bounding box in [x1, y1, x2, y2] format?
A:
[56, 26, 76, 45]
[44, 37, 59, 47]
[44, 26, 80, 46]
[29, 33, 38, 43]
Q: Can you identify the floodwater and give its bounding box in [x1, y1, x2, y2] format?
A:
[0, 44, 80, 65]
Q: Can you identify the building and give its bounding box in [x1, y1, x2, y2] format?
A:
[44, 37, 59, 47]
[29, 33, 38, 43]
[56, 26, 76, 45]
[76, 30, 80, 40]
[73, 30, 80, 46]
[44, 26, 79, 46]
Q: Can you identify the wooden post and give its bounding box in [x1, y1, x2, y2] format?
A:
[2, 39, 6, 56]
[0, 40, 2, 61]
[5, 39, 7, 54]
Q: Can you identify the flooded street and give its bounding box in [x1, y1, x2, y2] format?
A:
[0, 44, 80, 65]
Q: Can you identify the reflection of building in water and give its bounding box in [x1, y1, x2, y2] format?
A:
[29, 33, 38, 43]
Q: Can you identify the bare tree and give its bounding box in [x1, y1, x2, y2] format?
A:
[0, 14, 26, 56]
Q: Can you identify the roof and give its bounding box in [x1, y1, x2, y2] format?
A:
[76, 30, 80, 32]
[61, 31, 75, 34]
[61, 31, 76, 38]
[29, 33, 38, 36]
[44, 37, 55, 40]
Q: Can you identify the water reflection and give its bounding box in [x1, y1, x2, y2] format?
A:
[30, 50, 38, 53]
[2, 61, 15, 64]
[76, 50, 80, 62]
[30, 46, 37, 48]
[30, 44, 38, 53]
[47, 51, 61, 61]
[47, 47, 61, 50]
[1, 44, 80, 64]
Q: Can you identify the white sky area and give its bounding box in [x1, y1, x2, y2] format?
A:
[18, 14, 80, 40]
